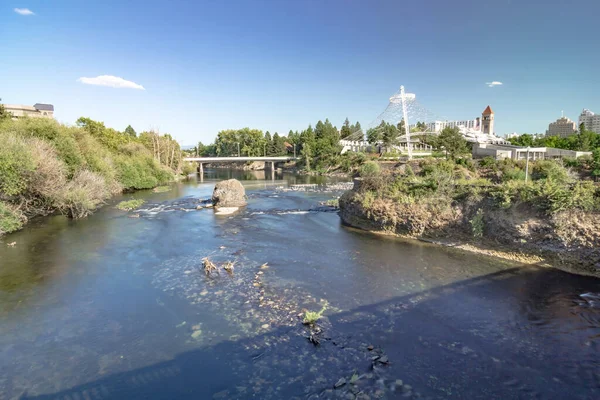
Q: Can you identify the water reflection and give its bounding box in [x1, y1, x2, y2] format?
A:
[0, 171, 599, 399]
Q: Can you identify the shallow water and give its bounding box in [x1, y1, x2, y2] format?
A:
[0, 169, 599, 399]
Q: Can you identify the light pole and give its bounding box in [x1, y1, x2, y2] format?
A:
[237, 142, 240, 157]
[525, 146, 530, 182]
[400, 85, 412, 160]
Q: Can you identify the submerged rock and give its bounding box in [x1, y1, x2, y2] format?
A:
[212, 179, 247, 207]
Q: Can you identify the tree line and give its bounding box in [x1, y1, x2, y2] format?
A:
[193, 118, 361, 169]
[508, 124, 598, 152]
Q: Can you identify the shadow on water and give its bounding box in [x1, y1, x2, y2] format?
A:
[22, 266, 600, 400]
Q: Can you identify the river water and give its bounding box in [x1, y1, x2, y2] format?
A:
[0, 169, 599, 400]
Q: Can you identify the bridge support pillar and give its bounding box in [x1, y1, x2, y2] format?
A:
[271, 161, 275, 180]
[198, 163, 204, 182]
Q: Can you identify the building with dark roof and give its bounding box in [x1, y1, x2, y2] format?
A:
[3, 103, 55, 119]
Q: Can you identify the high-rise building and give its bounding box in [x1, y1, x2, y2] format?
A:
[578, 109, 600, 134]
[546, 115, 577, 138]
[481, 105, 494, 135]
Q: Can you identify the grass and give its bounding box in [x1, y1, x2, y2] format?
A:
[152, 185, 171, 193]
[116, 199, 145, 211]
[325, 198, 339, 207]
[303, 305, 327, 325]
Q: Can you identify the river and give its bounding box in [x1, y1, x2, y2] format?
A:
[0, 169, 599, 399]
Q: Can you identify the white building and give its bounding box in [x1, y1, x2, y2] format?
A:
[473, 143, 591, 161]
[579, 109, 600, 134]
[546, 115, 577, 138]
[3, 103, 54, 119]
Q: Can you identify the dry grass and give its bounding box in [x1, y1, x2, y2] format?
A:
[222, 260, 235, 274]
[202, 257, 218, 275]
[57, 170, 110, 219]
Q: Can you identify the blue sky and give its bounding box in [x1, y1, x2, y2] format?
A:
[2, 0, 599, 144]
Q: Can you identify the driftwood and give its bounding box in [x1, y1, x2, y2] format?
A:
[223, 261, 235, 274]
[202, 257, 218, 275]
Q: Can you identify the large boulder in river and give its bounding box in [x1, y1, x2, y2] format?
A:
[212, 179, 247, 207]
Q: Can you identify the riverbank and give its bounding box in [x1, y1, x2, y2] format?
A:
[338, 158, 600, 278]
[0, 117, 185, 236]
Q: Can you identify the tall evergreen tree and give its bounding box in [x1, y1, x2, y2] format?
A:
[340, 118, 351, 139]
[124, 125, 137, 138]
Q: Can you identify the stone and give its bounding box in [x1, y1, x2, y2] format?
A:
[212, 179, 247, 207]
[334, 378, 346, 388]
[191, 330, 202, 340]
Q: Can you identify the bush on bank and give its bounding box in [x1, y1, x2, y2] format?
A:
[342, 157, 600, 237]
[0, 117, 178, 235]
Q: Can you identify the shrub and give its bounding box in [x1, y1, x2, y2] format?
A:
[0, 201, 26, 235]
[359, 161, 380, 177]
[181, 162, 196, 176]
[0, 133, 36, 196]
[531, 160, 570, 184]
[5, 118, 85, 177]
[455, 157, 475, 172]
[470, 208, 484, 238]
[303, 305, 327, 325]
[538, 180, 598, 213]
[501, 166, 526, 182]
[404, 164, 415, 178]
[152, 186, 171, 193]
[57, 170, 111, 218]
[116, 199, 145, 211]
[361, 191, 376, 208]
[479, 156, 498, 169]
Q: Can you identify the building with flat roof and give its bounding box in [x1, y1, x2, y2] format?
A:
[3, 103, 54, 119]
[579, 109, 600, 134]
[546, 115, 577, 138]
[473, 142, 591, 161]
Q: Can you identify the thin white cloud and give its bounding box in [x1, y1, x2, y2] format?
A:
[14, 8, 35, 15]
[486, 81, 503, 88]
[77, 75, 145, 90]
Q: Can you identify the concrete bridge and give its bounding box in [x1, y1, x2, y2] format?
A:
[184, 156, 297, 175]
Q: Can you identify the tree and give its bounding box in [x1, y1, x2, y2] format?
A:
[264, 131, 272, 155]
[0, 98, 11, 120]
[436, 127, 469, 160]
[340, 118, 352, 139]
[577, 123, 596, 151]
[382, 122, 399, 152]
[508, 134, 534, 147]
[271, 132, 287, 156]
[124, 125, 137, 138]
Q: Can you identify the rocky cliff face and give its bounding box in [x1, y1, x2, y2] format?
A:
[212, 179, 247, 207]
[339, 184, 600, 277]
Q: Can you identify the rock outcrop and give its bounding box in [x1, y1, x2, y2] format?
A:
[212, 179, 247, 207]
[339, 181, 600, 277]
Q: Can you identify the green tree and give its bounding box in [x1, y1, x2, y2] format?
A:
[0, 99, 11, 120]
[436, 126, 469, 160]
[264, 131, 272, 155]
[382, 122, 399, 152]
[577, 123, 597, 151]
[271, 132, 287, 156]
[124, 125, 137, 138]
[340, 118, 352, 139]
[508, 134, 534, 147]
[366, 125, 382, 145]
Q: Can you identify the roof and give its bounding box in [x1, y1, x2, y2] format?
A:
[33, 103, 54, 111]
[4, 104, 38, 111]
[482, 105, 494, 115]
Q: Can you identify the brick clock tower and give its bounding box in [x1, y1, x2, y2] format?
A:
[482, 105, 494, 135]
